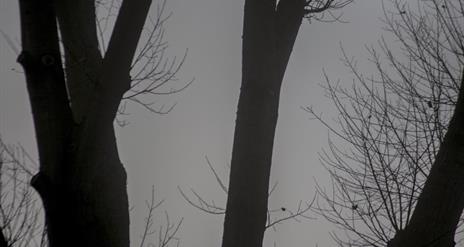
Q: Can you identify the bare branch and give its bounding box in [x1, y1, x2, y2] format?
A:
[309, 0, 464, 245]
[138, 186, 182, 247]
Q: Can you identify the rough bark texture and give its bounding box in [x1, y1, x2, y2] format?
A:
[388, 78, 464, 247]
[17, 0, 151, 246]
[221, 1, 305, 247]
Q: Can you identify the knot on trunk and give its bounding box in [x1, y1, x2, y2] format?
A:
[31, 172, 55, 203]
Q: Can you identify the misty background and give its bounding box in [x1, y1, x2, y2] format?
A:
[1, 0, 387, 246]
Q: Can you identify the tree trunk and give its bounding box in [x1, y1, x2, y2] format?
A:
[32, 125, 130, 247]
[0, 229, 7, 247]
[388, 78, 464, 247]
[221, 1, 304, 247]
[18, 1, 151, 246]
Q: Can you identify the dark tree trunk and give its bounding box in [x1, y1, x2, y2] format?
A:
[388, 78, 464, 247]
[221, 1, 305, 247]
[17, 0, 151, 246]
[0, 229, 7, 247]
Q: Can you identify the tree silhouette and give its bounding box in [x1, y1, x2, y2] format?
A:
[0, 139, 45, 247]
[222, 1, 351, 247]
[17, 0, 186, 246]
[307, 0, 464, 246]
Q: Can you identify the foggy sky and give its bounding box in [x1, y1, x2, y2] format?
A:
[0, 0, 386, 246]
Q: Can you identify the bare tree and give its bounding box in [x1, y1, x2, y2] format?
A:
[222, 1, 351, 247]
[0, 137, 182, 247]
[0, 139, 45, 247]
[16, 0, 186, 246]
[306, 0, 464, 246]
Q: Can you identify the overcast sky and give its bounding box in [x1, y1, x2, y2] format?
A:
[1, 0, 388, 246]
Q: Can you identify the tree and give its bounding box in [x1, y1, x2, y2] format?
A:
[0, 138, 181, 247]
[0, 139, 46, 247]
[221, 1, 351, 247]
[16, 0, 185, 246]
[307, 0, 464, 246]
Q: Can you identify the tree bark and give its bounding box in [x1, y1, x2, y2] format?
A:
[221, 1, 304, 247]
[388, 77, 464, 247]
[18, 1, 151, 246]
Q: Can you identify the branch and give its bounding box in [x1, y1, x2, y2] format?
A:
[178, 157, 315, 231]
[139, 186, 182, 247]
[99, 0, 152, 117]
[274, 0, 306, 84]
[303, 0, 352, 22]
[266, 199, 315, 231]
[96, 0, 192, 117]
[55, 0, 103, 122]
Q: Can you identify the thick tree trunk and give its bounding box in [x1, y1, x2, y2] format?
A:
[388, 79, 464, 247]
[32, 125, 130, 247]
[221, 1, 304, 247]
[18, 1, 151, 246]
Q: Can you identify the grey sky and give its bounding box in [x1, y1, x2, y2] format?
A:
[1, 0, 386, 246]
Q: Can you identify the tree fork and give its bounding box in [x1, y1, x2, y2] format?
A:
[17, 0, 150, 246]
